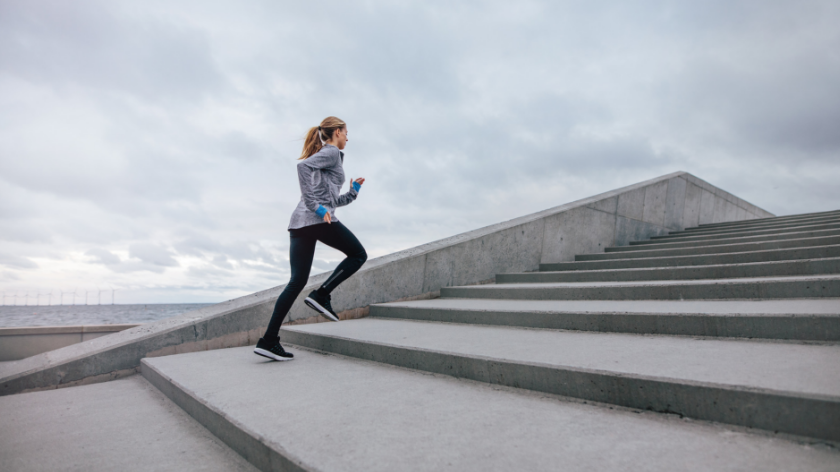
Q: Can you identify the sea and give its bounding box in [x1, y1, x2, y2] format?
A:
[0, 304, 213, 328]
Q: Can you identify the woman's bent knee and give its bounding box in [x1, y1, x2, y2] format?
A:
[357, 250, 368, 265]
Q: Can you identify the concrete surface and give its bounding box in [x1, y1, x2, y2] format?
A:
[284, 318, 840, 396]
[0, 375, 257, 472]
[695, 210, 840, 229]
[650, 221, 840, 241]
[498, 258, 840, 283]
[632, 228, 840, 252]
[441, 275, 840, 300]
[143, 347, 840, 472]
[578, 236, 840, 260]
[369, 298, 840, 340]
[1, 172, 773, 395]
[673, 215, 840, 236]
[0, 324, 140, 361]
[281, 318, 840, 440]
[613, 229, 840, 251]
[542, 245, 840, 271]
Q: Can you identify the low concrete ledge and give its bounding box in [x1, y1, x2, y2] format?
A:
[0, 325, 140, 361]
[0, 171, 774, 396]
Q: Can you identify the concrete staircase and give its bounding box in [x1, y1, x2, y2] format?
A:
[140, 210, 840, 471]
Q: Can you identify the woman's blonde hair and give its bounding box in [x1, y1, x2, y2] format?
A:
[299, 116, 346, 160]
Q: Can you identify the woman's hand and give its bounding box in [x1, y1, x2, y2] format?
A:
[324, 212, 332, 224]
[351, 177, 365, 193]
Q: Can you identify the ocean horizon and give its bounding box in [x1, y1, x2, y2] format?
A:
[0, 303, 214, 328]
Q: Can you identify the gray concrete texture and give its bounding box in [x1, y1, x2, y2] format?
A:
[280, 319, 840, 441]
[441, 275, 840, 300]
[611, 230, 840, 252]
[142, 346, 840, 472]
[0, 375, 257, 472]
[642, 225, 840, 245]
[499, 258, 840, 283]
[695, 209, 840, 230]
[0, 171, 773, 396]
[0, 324, 139, 361]
[578, 236, 840, 260]
[671, 214, 840, 236]
[369, 298, 840, 340]
[542, 245, 840, 271]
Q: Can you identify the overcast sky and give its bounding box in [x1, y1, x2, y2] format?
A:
[1, 0, 839, 304]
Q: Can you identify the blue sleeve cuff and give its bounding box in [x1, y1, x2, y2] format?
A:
[315, 205, 327, 218]
[352, 181, 361, 192]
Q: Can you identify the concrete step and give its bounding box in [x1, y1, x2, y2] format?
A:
[621, 228, 840, 250]
[369, 298, 840, 340]
[578, 235, 840, 261]
[545, 245, 840, 271]
[440, 275, 840, 300]
[645, 222, 840, 243]
[142, 346, 840, 472]
[280, 318, 840, 442]
[676, 216, 840, 237]
[697, 210, 840, 230]
[498, 258, 840, 284]
[0, 375, 257, 472]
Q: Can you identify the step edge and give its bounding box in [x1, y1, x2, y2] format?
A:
[141, 359, 316, 472]
[446, 274, 840, 288]
[616, 231, 840, 251]
[676, 218, 840, 235]
[647, 226, 840, 242]
[281, 328, 840, 442]
[547, 244, 840, 268]
[510, 257, 840, 276]
[585, 238, 840, 259]
[367, 306, 840, 341]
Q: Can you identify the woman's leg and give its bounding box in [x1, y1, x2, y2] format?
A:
[313, 221, 368, 295]
[262, 230, 317, 342]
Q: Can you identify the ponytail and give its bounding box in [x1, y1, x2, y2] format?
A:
[298, 116, 346, 160]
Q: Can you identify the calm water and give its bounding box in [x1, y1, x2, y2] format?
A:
[0, 304, 213, 328]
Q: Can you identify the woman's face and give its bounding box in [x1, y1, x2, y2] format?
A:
[334, 127, 349, 150]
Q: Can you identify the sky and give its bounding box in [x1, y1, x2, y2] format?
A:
[1, 0, 839, 304]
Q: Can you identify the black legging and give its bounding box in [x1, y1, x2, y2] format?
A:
[263, 221, 367, 341]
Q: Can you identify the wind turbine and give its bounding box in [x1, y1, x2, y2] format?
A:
[111, 287, 117, 305]
[97, 288, 102, 305]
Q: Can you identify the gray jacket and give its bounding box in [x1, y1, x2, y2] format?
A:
[288, 144, 359, 230]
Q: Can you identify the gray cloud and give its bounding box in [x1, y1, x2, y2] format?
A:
[0, 253, 38, 269]
[129, 243, 178, 267]
[86, 248, 121, 265]
[1, 0, 838, 303]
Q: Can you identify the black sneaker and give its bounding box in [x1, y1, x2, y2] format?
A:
[304, 290, 339, 322]
[254, 337, 294, 361]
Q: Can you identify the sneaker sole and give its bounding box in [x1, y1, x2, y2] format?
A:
[304, 297, 340, 322]
[254, 347, 294, 361]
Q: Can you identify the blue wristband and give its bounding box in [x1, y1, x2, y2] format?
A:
[315, 205, 327, 218]
[352, 181, 361, 192]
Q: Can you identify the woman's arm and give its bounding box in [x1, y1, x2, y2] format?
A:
[336, 178, 364, 207]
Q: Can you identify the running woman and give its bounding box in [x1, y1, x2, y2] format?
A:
[254, 116, 367, 361]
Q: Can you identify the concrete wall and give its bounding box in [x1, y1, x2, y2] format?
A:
[0, 325, 140, 361]
[0, 171, 774, 396]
